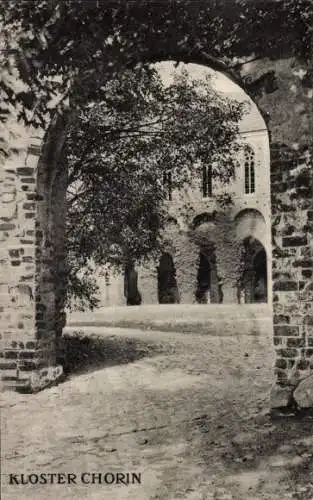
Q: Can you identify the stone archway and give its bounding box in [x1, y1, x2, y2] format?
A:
[195, 246, 220, 304]
[157, 252, 180, 304]
[0, 11, 312, 404]
[239, 237, 268, 304]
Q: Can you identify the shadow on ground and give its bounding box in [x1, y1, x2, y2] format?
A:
[194, 410, 313, 498]
[60, 331, 163, 376]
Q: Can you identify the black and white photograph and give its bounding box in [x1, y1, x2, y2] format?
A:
[0, 1, 313, 498]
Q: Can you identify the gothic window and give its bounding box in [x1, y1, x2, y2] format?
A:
[202, 164, 213, 198]
[244, 147, 255, 194]
[163, 169, 172, 201]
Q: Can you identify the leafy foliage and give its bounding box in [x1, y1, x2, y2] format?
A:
[1, 0, 312, 131]
[64, 66, 246, 308]
[1, 0, 311, 308]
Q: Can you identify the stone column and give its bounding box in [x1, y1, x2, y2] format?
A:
[215, 239, 241, 304]
[0, 113, 69, 392]
[0, 140, 55, 391]
[138, 261, 158, 304]
[174, 231, 199, 304]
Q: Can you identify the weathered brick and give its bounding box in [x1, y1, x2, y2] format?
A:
[276, 348, 299, 358]
[0, 362, 17, 370]
[19, 360, 45, 371]
[273, 281, 298, 291]
[282, 235, 308, 247]
[0, 223, 15, 231]
[296, 359, 310, 370]
[275, 358, 287, 369]
[292, 259, 313, 267]
[274, 337, 283, 345]
[274, 314, 290, 324]
[287, 337, 304, 348]
[307, 210, 313, 221]
[17, 167, 34, 176]
[21, 177, 36, 184]
[9, 249, 20, 258]
[20, 239, 34, 245]
[304, 316, 313, 325]
[274, 326, 299, 337]
[23, 202, 36, 210]
[4, 351, 18, 359]
[26, 193, 36, 200]
[19, 351, 36, 360]
[275, 369, 288, 384]
[22, 256, 34, 263]
[26, 341, 37, 349]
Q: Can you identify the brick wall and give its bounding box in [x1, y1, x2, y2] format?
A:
[0, 139, 38, 390]
[248, 57, 313, 402]
[271, 144, 313, 388]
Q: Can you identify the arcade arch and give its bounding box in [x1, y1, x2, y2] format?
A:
[2, 40, 310, 403]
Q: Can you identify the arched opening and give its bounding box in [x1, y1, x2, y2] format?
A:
[239, 237, 268, 303]
[195, 246, 221, 304]
[235, 209, 268, 249]
[253, 248, 267, 303]
[157, 252, 180, 304]
[191, 212, 216, 230]
[18, 55, 271, 392]
[42, 60, 270, 315]
[195, 251, 211, 303]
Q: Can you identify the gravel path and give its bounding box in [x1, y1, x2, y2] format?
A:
[1, 326, 312, 499]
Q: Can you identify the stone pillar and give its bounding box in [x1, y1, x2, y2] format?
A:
[0, 113, 68, 392]
[174, 230, 199, 304]
[0, 138, 63, 391]
[270, 145, 313, 407]
[0, 145, 38, 390]
[138, 261, 158, 304]
[222, 280, 239, 303]
[214, 221, 242, 305]
[209, 261, 220, 303]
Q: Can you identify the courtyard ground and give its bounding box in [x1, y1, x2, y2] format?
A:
[1, 314, 313, 500]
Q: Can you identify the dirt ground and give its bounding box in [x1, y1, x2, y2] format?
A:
[1, 325, 313, 500]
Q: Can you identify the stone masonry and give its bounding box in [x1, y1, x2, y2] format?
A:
[0, 53, 312, 405]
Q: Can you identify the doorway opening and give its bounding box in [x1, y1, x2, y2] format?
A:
[157, 253, 180, 304]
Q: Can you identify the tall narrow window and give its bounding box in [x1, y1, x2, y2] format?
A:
[163, 169, 172, 201]
[202, 164, 212, 198]
[244, 147, 255, 194]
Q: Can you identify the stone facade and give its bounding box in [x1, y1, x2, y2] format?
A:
[95, 102, 272, 307]
[0, 56, 312, 403]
